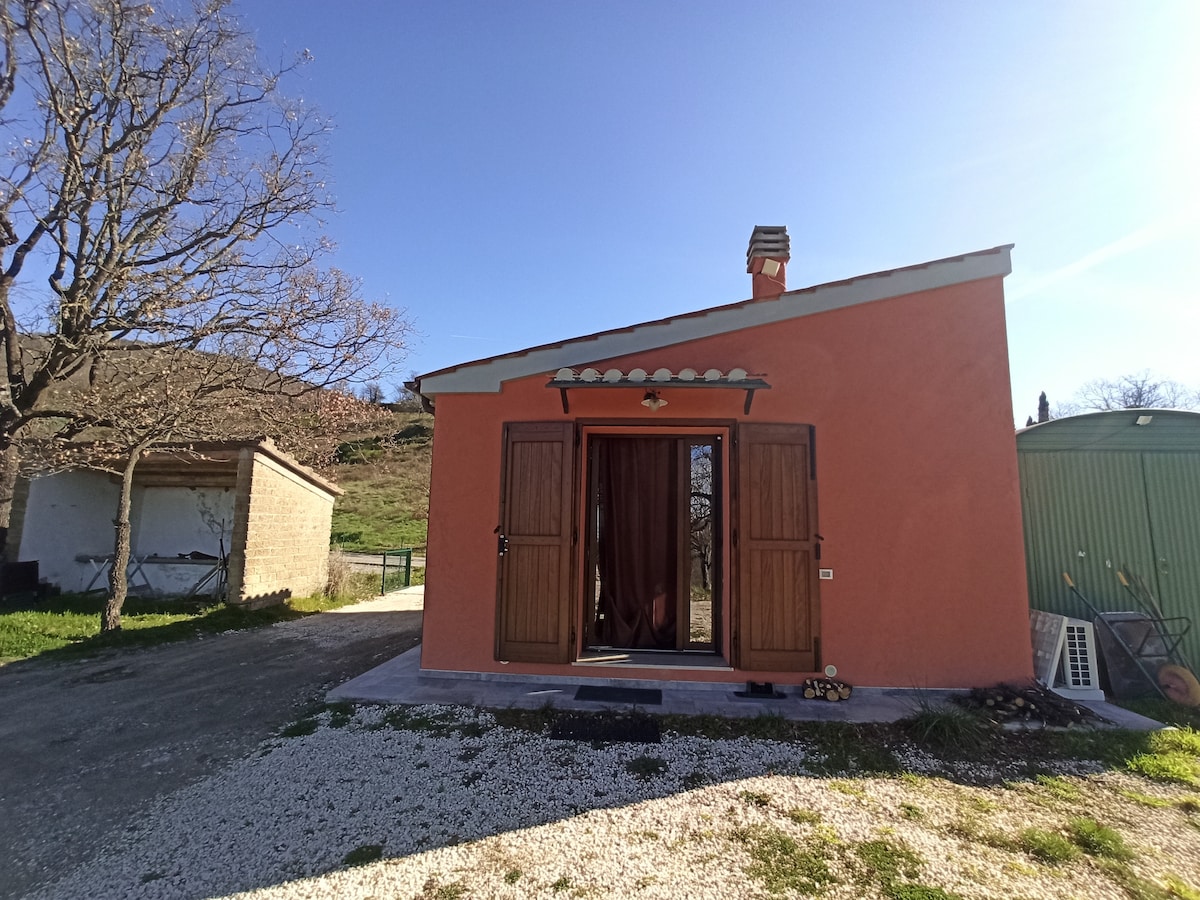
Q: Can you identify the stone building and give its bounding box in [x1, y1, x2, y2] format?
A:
[12, 440, 340, 606]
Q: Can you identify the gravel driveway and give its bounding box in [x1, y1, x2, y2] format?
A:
[7, 602, 1200, 899]
[0, 599, 422, 900]
[21, 703, 1200, 900]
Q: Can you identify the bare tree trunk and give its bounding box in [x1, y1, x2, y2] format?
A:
[102, 445, 148, 632]
[0, 442, 18, 561]
[0, 277, 24, 552]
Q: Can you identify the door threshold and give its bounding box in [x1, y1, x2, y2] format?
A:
[575, 649, 731, 670]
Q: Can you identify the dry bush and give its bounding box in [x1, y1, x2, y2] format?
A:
[326, 550, 354, 599]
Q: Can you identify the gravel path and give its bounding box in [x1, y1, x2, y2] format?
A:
[0, 598, 421, 900]
[27, 704, 1200, 900]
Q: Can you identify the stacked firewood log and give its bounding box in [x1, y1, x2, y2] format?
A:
[800, 678, 853, 701]
[956, 684, 1094, 727]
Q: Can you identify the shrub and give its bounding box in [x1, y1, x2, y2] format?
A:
[898, 706, 993, 758]
[326, 550, 354, 599]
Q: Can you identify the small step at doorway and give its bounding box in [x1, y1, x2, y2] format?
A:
[574, 648, 731, 670]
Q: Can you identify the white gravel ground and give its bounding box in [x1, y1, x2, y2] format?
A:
[31, 705, 1200, 900]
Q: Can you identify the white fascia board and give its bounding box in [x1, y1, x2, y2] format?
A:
[422, 246, 1012, 395]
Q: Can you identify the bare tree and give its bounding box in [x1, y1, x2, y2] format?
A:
[0, 0, 401, 548]
[393, 371, 427, 412]
[359, 381, 385, 405]
[0, 0, 412, 623]
[689, 444, 713, 592]
[24, 309, 402, 630]
[1056, 372, 1200, 417]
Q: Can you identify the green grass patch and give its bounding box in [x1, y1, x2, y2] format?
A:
[1018, 827, 1080, 864]
[330, 416, 431, 552]
[829, 780, 867, 798]
[418, 878, 467, 900]
[945, 815, 1012, 850]
[740, 789, 772, 807]
[886, 886, 965, 900]
[1165, 875, 1200, 900]
[280, 717, 320, 738]
[1126, 731, 1200, 788]
[854, 837, 923, 886]
[1025, 725, 1155, 771]
[1093, 858, 1176, 900]
[1153, 728, 1200, 755]
[786, 808, 822, 826]
[804, 721, 900, 775]
[326, 702, 355, 729]
[0, 590, 366, 664]
[1034, 774, 1083, 802]
[1128, 751, 1200, 788]
[1067, 817, 1134, 861]
[734, 825, 836, 895]
[1118, 788, 1174, 808]
[377, 706, 487, 738]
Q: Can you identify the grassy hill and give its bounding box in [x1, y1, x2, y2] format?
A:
[329, 412, 433, 553]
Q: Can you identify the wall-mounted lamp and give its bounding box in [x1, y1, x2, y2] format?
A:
[1135, 414, 1154, 426]
[640, 390, 668, 412]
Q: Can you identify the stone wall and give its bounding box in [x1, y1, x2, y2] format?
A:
[226, 446, 339, 607]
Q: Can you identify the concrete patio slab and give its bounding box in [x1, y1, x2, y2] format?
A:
[328, 646, 1162, 728]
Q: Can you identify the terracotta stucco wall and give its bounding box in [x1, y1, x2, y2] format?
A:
[227, 451, 335, 606]
[421, 276, 1032, 688]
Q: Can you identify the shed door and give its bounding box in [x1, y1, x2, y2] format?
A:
[495, 422, 575, 663]
[735, 423, 820, 671]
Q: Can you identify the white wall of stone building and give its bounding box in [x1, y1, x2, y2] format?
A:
[133, 486, 236, 595]
[18, 476, 239, 596]
[18, 472, 121, 592]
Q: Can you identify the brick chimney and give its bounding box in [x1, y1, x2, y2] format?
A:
[746, 225, 790, 299]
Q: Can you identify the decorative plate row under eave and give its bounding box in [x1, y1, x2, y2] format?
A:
[546, 367, 771, 415]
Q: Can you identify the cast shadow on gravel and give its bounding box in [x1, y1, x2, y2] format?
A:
[35, 699, 1174, 900]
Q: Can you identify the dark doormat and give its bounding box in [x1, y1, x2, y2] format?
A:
[734, 680, 787, 699]
[550, 710, 662, 743]
[574, 685, 663, 705]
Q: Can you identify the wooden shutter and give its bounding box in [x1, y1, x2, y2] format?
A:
[735, 423, 820, 671]
[495, 422, 575, 663]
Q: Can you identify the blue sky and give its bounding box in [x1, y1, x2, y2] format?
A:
[245, 1, 1200, 424]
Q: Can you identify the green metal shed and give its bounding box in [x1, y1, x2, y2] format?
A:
[1018, 409, 1200, 672]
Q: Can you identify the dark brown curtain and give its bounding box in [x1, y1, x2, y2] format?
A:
[596, 437, 677, 649]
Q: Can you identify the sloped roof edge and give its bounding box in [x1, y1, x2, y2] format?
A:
[1016, 408, 1200, 436]
[139, 439, 343, 497]
[418, 244, 1013, 396]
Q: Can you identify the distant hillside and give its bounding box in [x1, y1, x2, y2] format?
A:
[329, 412, 432, 552]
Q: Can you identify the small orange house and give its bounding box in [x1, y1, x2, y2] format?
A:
[412, 227, 1033, 689]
